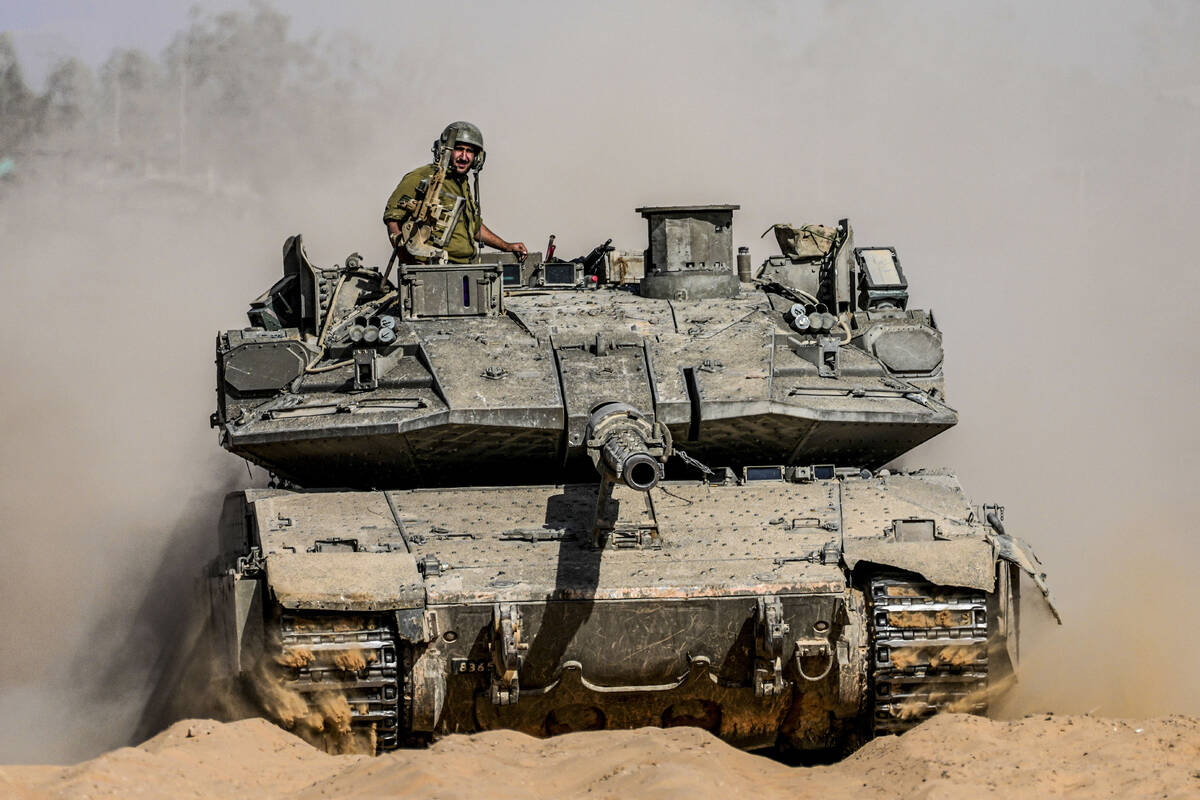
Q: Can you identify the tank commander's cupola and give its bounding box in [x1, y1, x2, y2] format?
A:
[636, 204, 741, 300]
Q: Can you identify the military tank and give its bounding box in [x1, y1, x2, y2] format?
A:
[206, 203, 1057, 755]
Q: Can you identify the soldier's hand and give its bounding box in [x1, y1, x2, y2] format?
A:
[509, 242, 528, 260]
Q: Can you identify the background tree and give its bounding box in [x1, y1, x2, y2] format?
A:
[0, 33, 43, 155]
[43, 58, 97, 139]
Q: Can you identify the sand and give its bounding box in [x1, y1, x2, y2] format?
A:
[4, 714, 1198, 800]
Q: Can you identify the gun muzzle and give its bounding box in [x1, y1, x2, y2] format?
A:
[586, 402, 670, 492]
[601, 430, 662, 490]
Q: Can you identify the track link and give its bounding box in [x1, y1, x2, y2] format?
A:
[278, 614, 403, 752]
[868, 574, 989, 735]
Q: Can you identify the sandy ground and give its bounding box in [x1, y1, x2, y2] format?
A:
[3, 714, 1198, 800]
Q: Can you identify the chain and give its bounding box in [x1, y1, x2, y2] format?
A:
[674, 448, 714, 477]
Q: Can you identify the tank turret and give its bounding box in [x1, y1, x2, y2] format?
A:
[212, 207, 961, 489]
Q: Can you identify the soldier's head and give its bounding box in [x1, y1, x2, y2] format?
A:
[435, 121, 485, 176]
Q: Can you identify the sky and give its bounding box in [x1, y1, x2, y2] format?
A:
[0, 0, 1175, 93]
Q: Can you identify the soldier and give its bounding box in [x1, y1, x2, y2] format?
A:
[383, 121, 527, 263]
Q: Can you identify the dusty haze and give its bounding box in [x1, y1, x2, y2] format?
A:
[0, 0, 1197, 764]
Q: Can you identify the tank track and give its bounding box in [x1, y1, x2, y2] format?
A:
[868, 574, 989, 735]
[278, 614, 404, 753]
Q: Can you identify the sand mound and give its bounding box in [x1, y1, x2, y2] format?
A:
[840, 714, 1200, 799]
[0, 719, 362, 800]
[3, 714, 1198, 799]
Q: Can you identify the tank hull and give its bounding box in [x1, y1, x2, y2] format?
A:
[207, 471, 1050, 753]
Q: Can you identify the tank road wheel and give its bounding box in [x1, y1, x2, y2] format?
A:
[867, 573, 991, 735]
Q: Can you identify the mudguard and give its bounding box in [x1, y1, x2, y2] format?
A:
[842, 534, 1060, 622]
[842, 538, 994, 591]
[989, 533, 1061, 622]
[266, 552, 424, 612]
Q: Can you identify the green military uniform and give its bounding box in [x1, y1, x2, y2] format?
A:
[383, 164, 481, 263]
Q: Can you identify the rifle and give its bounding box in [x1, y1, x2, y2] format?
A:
[384, 133, 467, 281]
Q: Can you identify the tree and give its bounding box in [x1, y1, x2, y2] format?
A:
[43, 58, 97, 134]
[0, 33, 42, 153]
[99, 48, 164, 158]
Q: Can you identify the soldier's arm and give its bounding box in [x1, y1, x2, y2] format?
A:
[383, 182, 408, 247]
[479, 222, 527, 258]
[383, 169, 427, 247]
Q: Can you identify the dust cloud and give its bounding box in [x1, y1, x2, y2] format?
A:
[1, 0, 1197, 765]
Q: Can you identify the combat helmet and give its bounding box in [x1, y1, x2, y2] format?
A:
[433, 121, 485, 171]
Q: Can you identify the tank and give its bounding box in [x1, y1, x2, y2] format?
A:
[206, 204, 1057, 755]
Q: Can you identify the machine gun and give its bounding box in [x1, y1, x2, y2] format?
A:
[585, 403, 671, 548]
[577, 238, 614, 277]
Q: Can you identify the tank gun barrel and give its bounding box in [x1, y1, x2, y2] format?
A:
[599, 429, 661, 491]
[585, 403, 670, 491]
